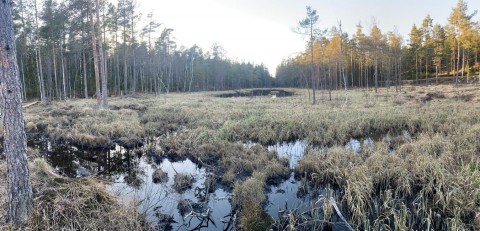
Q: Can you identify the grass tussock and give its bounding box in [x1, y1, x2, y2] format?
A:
[239, 200, 274, 231]
[232, 172, 266, 209]
[173, 173, 193, 193]
[152, 168, 168, 184]
[0, 158, 150, 231]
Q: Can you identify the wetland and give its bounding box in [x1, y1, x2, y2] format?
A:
[2, 85, 480, 230]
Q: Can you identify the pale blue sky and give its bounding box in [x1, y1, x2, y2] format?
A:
[139, 0, 480, 74]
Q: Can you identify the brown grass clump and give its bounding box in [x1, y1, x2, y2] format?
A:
[239, 200, 274, 231]
[0, 158, 151, 231]
[234, 172, 275, 230]
[173, 173, 193, 193]
[232, 172, 266, 209]
[204, 173, 216, 193]
[152, 168, 168, 184]
[25, 121, 37, 132]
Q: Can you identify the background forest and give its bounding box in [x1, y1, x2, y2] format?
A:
[11, 0, 480, 102]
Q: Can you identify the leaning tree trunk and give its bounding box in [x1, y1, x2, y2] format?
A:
[0, 0, 33, 227]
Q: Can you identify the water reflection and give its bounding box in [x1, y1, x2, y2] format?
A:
[268, 140, 307, 169]
[28, 135, 359, 230]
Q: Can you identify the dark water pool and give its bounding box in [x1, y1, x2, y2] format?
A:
[27, 135, 353, 230]
[215, 89, 294, 98]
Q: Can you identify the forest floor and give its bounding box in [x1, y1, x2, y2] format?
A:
[1, 84, 480, 230]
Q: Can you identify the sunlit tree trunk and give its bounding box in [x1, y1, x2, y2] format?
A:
[339, 21, 348, 103]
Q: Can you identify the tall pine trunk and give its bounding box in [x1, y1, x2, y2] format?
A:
[96, 0, 107, 107]
[0, 0, 33, 226]
[34, 0, 47, 104]
[88, 0, 101, 107]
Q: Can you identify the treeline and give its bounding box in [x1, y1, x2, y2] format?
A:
[12, 0, 273, 103]
[276, 0, 480, 90]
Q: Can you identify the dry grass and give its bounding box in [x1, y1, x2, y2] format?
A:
[295, 132, 480, 230]
[173, 173, 193, 193]
[1, 84, 478, 229]
[0, 158, 150, 231]
[152, 168, 168, 184]
[232, 172, 267, 209]
[239, 200, 274, 231]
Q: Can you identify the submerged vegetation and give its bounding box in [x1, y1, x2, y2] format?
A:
[0, 84, 479, 230]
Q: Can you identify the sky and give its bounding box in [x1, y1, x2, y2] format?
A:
[137, 0, 480, 75]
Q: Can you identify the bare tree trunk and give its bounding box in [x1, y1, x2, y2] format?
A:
[425, 52, 428, 85]
[88, 0, 101, 107]
[81, 9, 89, 99]
[475, 49, 479, 83]
[131, 9, 136, 96]
[466, 50, 470, 83]
[399, 56, 402, 90]
[456, 38, 460, 84]
[82, 48, 88, 98]
[374, 54, 378, 93]
[0, 1, 33, 226]
[394, 57, 400, 92]
[310, 25, 316, 104]
[123, 17, 128, 96]
[34, 0, 47, 104]
[189, 58, 194, 92]
[52, 44, 59, 99]
[61, 45, 67, 101]
[339, 21, 348, 103]
[328, 65, 332, 101]
[415, 52, 418, 85]
[96, 0, 107, 107]
[20, 58, 27, 100]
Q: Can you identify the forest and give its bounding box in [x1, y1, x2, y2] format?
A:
[10, 0, 480, 106]
[1, 0, 480, 231]
[277, 1, 480, 92]
[12, 0, 273, 106]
